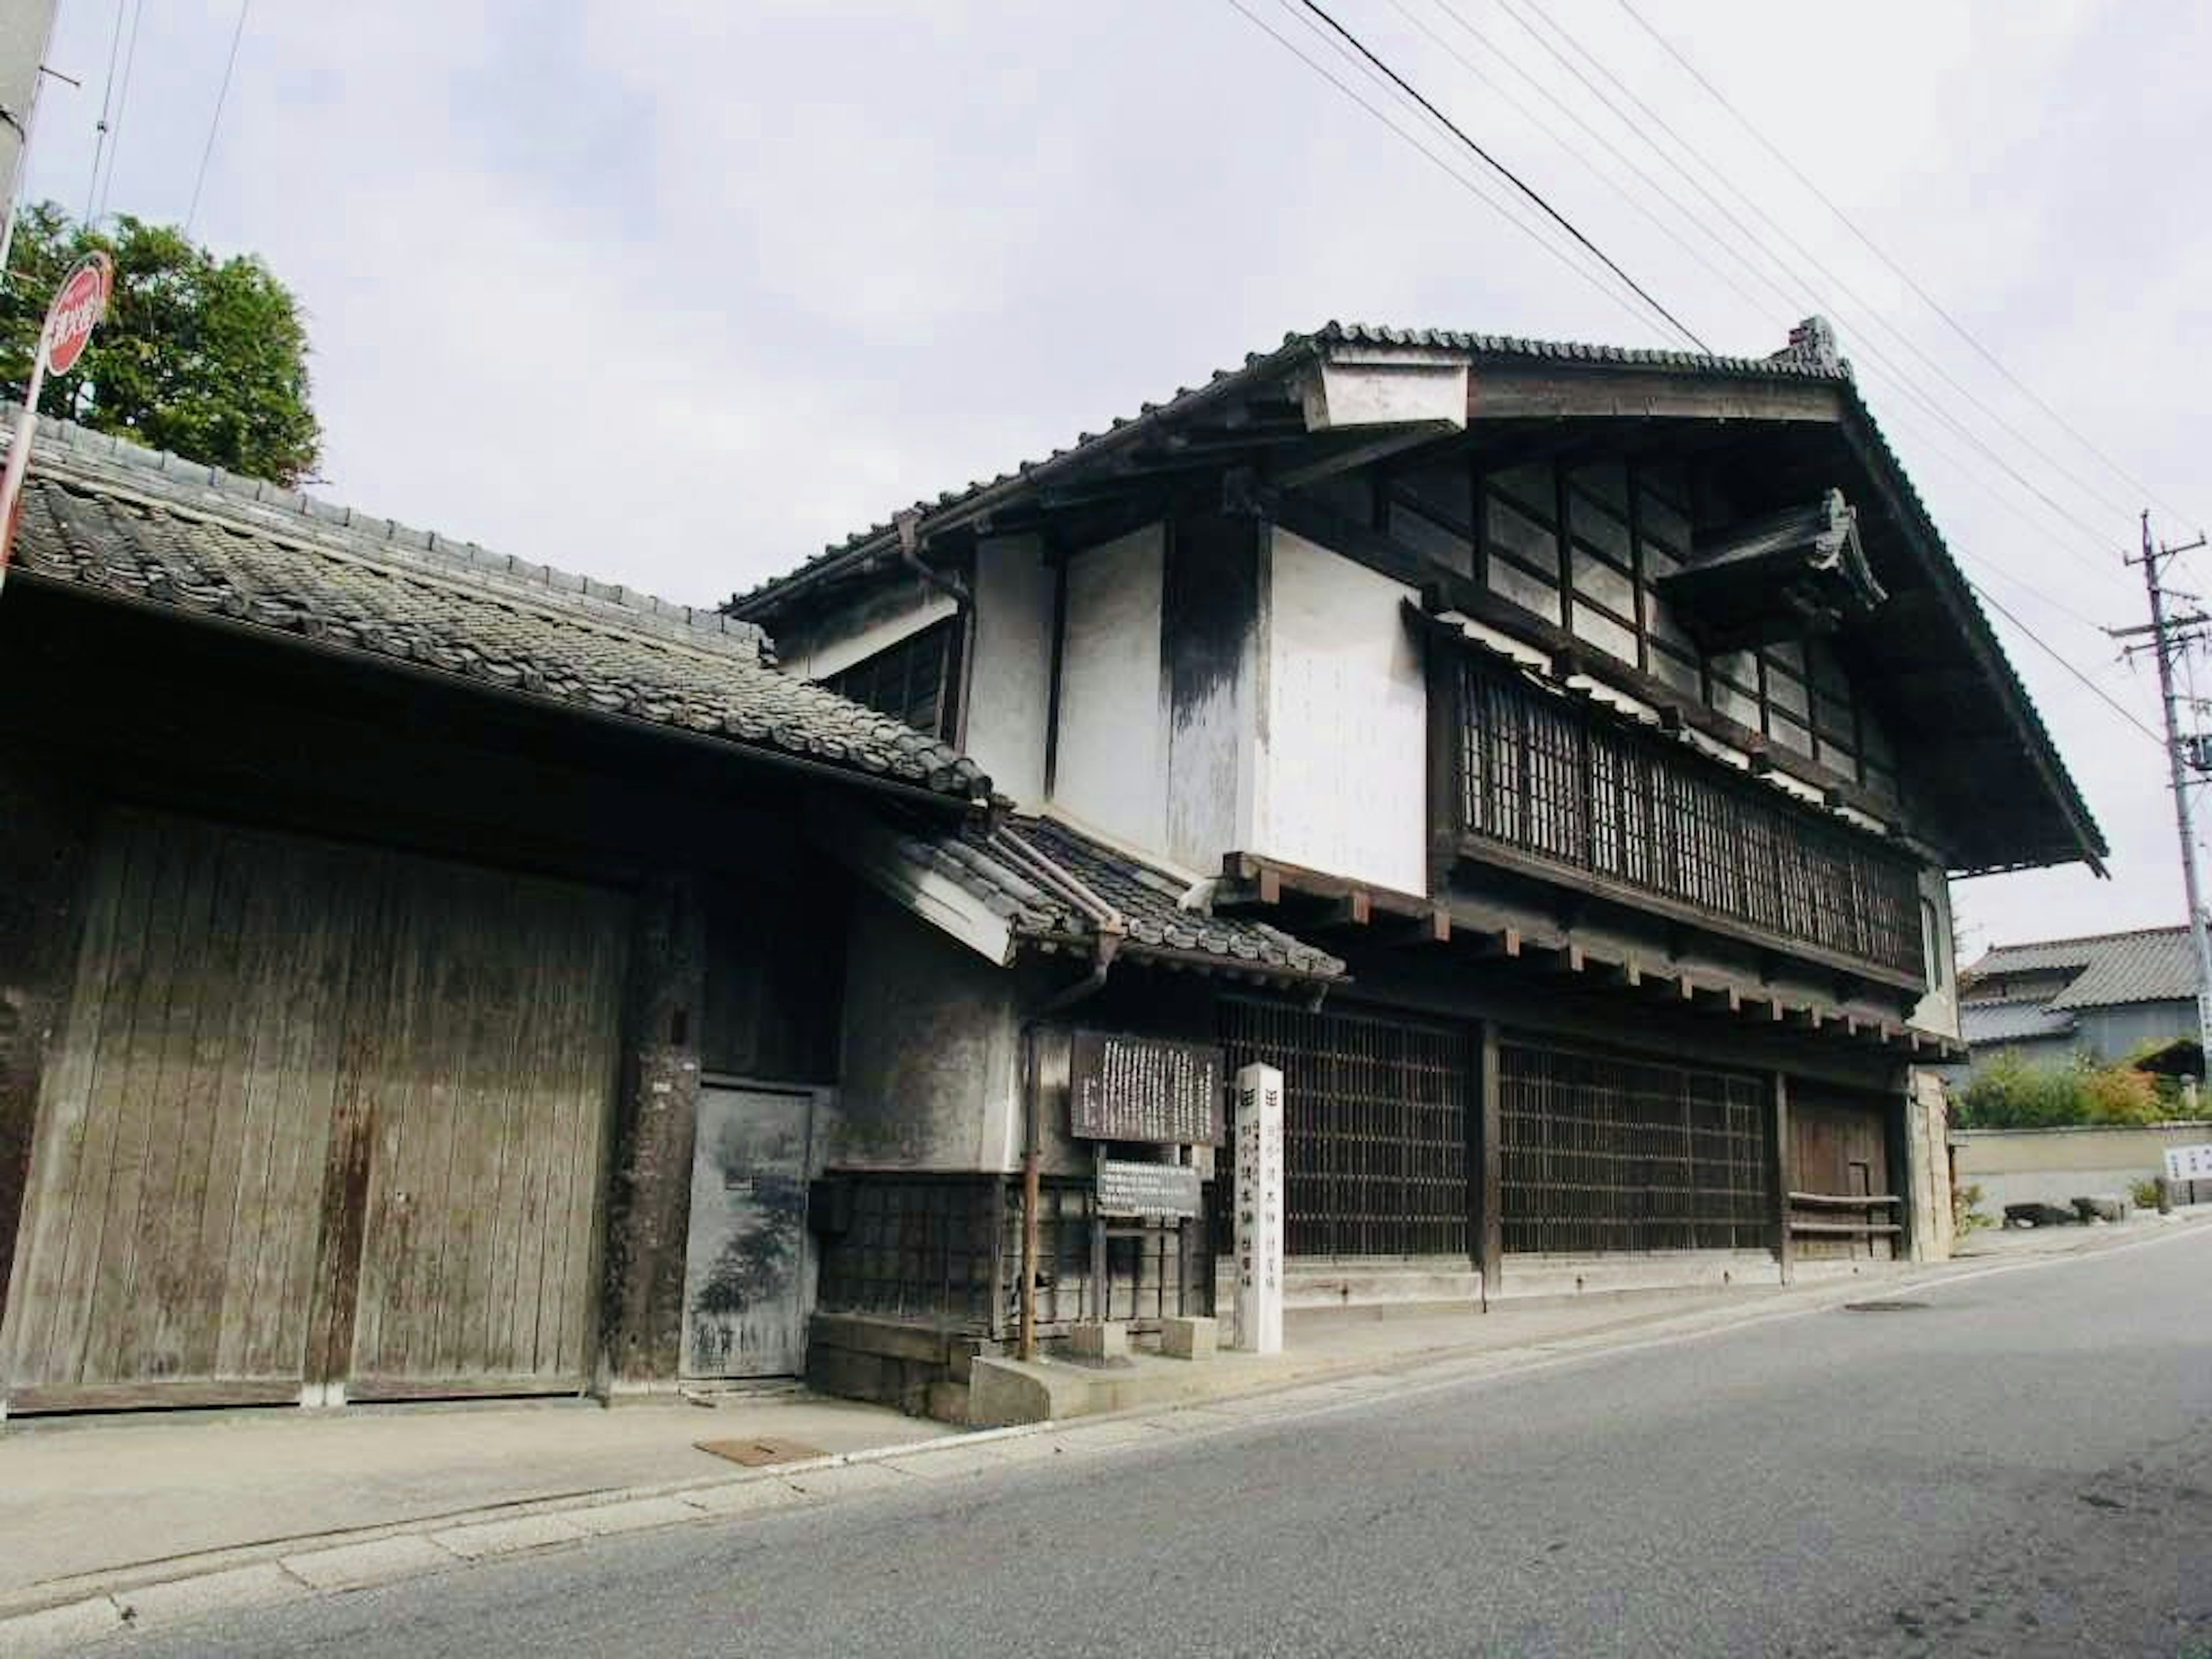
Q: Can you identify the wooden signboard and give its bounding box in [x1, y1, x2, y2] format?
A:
[1069, 1030, 1225, 1146]
[1096, 1160, 1204, 1219]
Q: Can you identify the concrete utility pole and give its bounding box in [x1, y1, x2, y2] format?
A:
[0, 0, 62, 285]
[2119, 512, 2212, 1071]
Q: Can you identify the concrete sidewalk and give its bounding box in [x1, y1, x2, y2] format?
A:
[5, 1209, 2206, 1654]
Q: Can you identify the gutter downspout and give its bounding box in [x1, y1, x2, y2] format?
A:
[892, 508, 978, 749]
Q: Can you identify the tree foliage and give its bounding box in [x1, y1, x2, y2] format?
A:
[1, 203, 321, 486]
[1955, 1051, 2174, 1130]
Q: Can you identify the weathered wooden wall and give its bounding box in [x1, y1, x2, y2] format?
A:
[0, 745, 96, 1343]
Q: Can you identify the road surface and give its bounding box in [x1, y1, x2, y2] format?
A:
[118, 1228, 2212, 1657]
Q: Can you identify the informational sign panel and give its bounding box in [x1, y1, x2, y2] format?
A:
[1233, 1063, 1285, 1355]
[1097, 1159, 1204, 1219]
[2163, 1143, 2212, 1184]
[1069, 1030, 1225, 1146]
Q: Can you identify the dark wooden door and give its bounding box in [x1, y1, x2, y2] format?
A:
[1788, 1096, 1894, 1263]
[1, 810, 627, 1412]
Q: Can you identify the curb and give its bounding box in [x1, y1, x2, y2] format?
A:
[5, 1218, 2205, 1653]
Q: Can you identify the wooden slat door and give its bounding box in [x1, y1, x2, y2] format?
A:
[1, 815, 369, 1411]
[1789, 1096, 1894, 1263]
[1, 810, 629, 1412]
[344, 861, 628, 1398]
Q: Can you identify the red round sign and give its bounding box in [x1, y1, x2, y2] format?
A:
[42, 255, 112, 376]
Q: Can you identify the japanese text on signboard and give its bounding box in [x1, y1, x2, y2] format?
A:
[1069, 1030, 1225, 1145]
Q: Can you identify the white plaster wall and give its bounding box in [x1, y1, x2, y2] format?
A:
[1910, 868, 1960, 1040]
[780, 586, 956, 683]
[1050, 525, 1170, 857]
[965, 535, 1055, 806]
[1253, 527, 1429, 894]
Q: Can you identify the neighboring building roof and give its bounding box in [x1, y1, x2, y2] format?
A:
[1959, 998, 2077, 1046]
[6, 410, 992, 806]
[869, 811, 1344, 985]
[1965, 926, 2198, 1010]
[726, 317, 2102, 877]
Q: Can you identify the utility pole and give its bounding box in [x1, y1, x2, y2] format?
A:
[0, 0, 61, 284]
[2118, 512, 2212, 1071]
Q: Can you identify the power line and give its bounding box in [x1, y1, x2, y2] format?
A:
[1968, 576, 2164, 749]
[184, 0, 251, 237]
[1217, 0, 1681, 341]
[1287, 0, 1709, 351]
[1468, 0, 2141, 566]
[82, 0, 128, 223]
[1486, 0, 2134, 559]
[91, 0, 145, 224]
[1612, 0, 2198, 531]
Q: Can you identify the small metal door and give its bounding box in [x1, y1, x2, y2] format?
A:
[681, 1086, 812, 1378]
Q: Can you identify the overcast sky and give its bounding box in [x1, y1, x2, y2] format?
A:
[17, 0, 2210, 955]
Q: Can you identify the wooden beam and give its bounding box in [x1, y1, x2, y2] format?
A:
[1771, 1072, 1794, 1286]
[1277, 425, 1459, 490]
[1321, 890, 1373, 927]
[1467, 365, 1847, 425]
[1478, 1021, 1503, 1302]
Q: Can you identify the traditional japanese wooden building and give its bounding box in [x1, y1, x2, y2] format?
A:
[733, 317, 2105, 1397]
[0, 412, 1017, 1415]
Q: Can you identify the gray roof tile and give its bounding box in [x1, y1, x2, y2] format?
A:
[8, 412, 991, 804]
[898, 813, 1344, 982]
[1964, 926, 2198, 1009]
[1960, 999, 2078, 1045]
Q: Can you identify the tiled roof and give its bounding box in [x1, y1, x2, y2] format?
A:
[729, 319, 1849, 611]
[1964, 926, 2198, 1010]
[6, 411, 992, 804]
[724, 316, 2100, 873]
[1960, 999, 2078, 1046]
[886, 812, 1344, 983]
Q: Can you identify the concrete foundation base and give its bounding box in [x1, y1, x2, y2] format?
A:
[1068, 1322, 1129, 1361]
[1492, 1251, 1781, 1301]
[1162, 1317, 1217, 1361]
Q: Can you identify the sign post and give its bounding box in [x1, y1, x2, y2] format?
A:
[1233, 1063, 1285, 1355]
[0, 249, 112, 593]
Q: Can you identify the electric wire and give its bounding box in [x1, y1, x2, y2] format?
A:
[1398, 0, 2135, 594]
[1612, 0, 2197, 530]
[1218, 0, 1680, 342]
[1968, 578, 2164, 749]
[1493, 0, 2137, 541]
[1388, 0, 2132, 587]
[91, 0, 145, 224]
[184, 0, 252, 237]
[81, 0, 128, 224]
[1289, 0, 1709, 350]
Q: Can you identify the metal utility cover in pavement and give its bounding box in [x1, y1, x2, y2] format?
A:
[695, 1438, 827, 1468]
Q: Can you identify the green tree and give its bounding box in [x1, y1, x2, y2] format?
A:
[1, 203, 321, 486]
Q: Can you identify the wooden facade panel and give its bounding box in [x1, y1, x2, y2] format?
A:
[3, 816, 349, 1393]
[347, 861, 626, 1396]
[3, 810, 628, 1408]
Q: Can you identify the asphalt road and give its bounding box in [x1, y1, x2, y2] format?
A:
[118, 1229, 2212, 1658]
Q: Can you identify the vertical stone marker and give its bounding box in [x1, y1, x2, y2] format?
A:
[1233, 1064, 1285, 1355]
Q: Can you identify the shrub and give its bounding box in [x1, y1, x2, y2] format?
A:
[2131, 1177, 2167, 1211]
[1957, 1051, 2171, 1129]
[1953, 1181, 1995, 1235]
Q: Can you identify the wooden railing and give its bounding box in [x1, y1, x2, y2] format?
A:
[1786, 1190, 1902, 1239]
[1456, 656, 1926, 982]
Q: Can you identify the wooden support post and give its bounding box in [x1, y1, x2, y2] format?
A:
[599, 872, 707, 1389]
[1887, 1076, 1916, 1264]
[1478, 1020, 1504, 1305]
[1771, 1071, 1794, 1286]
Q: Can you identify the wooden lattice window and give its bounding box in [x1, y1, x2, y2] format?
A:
[823, 619, 963, 741]
[1217, 999, 1471, 1260]
[1498, 1041, 1771, 1255]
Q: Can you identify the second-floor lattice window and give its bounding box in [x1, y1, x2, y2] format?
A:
[1455, 652, 1925, 980]
[823, 619, 963, 742]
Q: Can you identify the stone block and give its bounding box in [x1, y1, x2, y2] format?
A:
[1161, 1316, 1218, 1361]
[1068, 1321, 1128, 1361]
